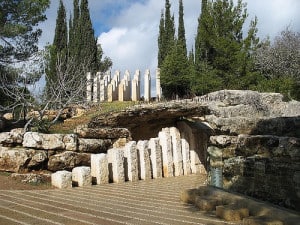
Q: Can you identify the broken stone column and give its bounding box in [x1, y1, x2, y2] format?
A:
[131, 70, 140, 101]
[86, 72, 93, 102]
[149, 138, 162, 179]
[100, 71, 110, 102]
[137, 140, 152, 180]
[108, 70, 120, 102]
[51, 170, 72, 189]
[72, 166, 92, 187]
[118, 70, 131, 101]
[91, 153, 109, 184]
[181, 138, 191, 175]
[107, 148, 125, 183]
[124, 141, 139, 182]
[156, 68, 162, 101]
[170, 127, 183, 176]
[158, 128, 174, 177]
[144, 69, 151, 102]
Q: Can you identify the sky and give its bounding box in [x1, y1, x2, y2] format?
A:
[38, 0, 300, 90]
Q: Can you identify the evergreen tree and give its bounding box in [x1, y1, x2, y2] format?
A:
[68, 0, 80, 64]
[78, 0, 97, 73]
[161, 41, 191, 99]
[178, 0, 187, 56]
[157, 11, 165, 67]
[46, 0, 68, 94]
[194, 0, 259, 93]
[157, 0, 175, 67]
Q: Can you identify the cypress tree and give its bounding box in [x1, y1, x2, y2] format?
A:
[46, 0, 68, 91]
[158, 11, 165, 67]
[157, 0, 175, 68]
[69, 0, 81, 67]
[78, 0, 97, 73]
[177, 0, 187, 56]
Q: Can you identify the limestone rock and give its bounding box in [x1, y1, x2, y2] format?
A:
[72, 166, 92, 187]
[51, 170, 72, 189]
[78, 138, 112, 153]
[0, 147, 48, 172]
[11, 172, 51, 184]
[0, 128, 24, 146]
[210, 135, 237, 147]
[91, 153, 109, 184]
[107, 148, 125, 183]
[23, 132, 63, 150]
[47, 151, 90, 172]
[63, 134, 78, 151]
[74, 126, 131, 139]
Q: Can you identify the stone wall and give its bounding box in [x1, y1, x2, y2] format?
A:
[202, 90, 300, 211]
[0, 125, 206, 181]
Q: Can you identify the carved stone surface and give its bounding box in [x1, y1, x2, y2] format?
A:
[51, 170, 72, 189]
[149, 138, 162, 179]
[124, 141, 139, 182]
[137, 140, 151, 180]
[107, 148, 125, 183]
[158, 128, 173, 177]
[170, 127, 183, 176]
[91, 153, 109, 184]
[72, 166, 92, 187]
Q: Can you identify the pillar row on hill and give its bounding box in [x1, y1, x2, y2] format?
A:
[86, 69, 162, 102]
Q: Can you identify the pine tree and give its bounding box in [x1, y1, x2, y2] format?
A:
[194, 0, 259, 92]
[177, 0, 187, 56]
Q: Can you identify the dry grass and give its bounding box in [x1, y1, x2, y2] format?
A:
[49, 101, 137, 134]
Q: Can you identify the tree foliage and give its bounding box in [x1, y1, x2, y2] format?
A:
[254, 28, 300, 99]
[0, 0, 50, 106]
[194, 0, 259, 94]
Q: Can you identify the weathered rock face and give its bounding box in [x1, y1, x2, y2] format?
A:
[203, 90, 300, 211]
[0, 147, 48, 172]
[78, 138, 112, 153]
[88, 101, 209, 140]
[0, 128, 24, 146]
[47, 151, 90, 172]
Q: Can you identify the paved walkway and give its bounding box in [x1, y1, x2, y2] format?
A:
[0, 174, 238, 225]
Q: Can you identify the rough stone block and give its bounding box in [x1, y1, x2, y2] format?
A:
[51, 170, 72, 189]
[72, 166, 92, 187]
[137, 140, 152, 180]
[107, 148, 125, 183]
[124, 141, 139, 182]
[243, 216, 283, 225]
[170, 127, 183, 176]
[195, 196, 222, 211]
[181, 138, 191, 175]
[91, 154, 109, 184]
[158, 128, 173, 177]
[216, 205, 249, 221]
[149, 138, 162, 179]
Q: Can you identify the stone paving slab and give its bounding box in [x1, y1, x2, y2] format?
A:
[0, 174, 238, 225]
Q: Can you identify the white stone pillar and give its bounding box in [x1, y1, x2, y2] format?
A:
[131, 70, 140, 101]
[144, 69, 151, 102]
[149, 138, 162, 179]
[137, 140, 152, 180]
[181, 138, 191, 175]
[156, 68, 162, 101]
[107, 148, 125, 183]
[91, 153, 109, 184]
[72, 166, 92, 187]
[93, 74, 99, 103]
[158, 128, 174, 177]
[170, 127, 183, 176]
[124, 141, 139, 182]
[107, 83, 113, 102]
[86, 72, 93, 102]
[51, 170, 72, 189]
